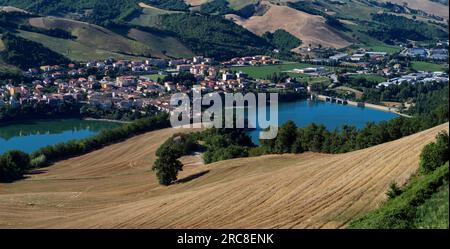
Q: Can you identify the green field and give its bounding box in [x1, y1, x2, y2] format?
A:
[411, 61, 448, 72]
[231, 62, 333, 79]
[349, 74, 387, 83]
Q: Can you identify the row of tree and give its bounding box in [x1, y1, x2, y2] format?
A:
[0, 113, 170, 182]
[259, 102, 448, 155]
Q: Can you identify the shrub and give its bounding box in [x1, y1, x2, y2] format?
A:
[0, 150, 31, 182]
[30, 154, 47, 168]
[386, 182, 402, 199]
[420, 132, 449, 174]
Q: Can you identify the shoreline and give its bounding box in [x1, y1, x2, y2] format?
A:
[315, 94, 412, 118]
[83, 118, 132, 124]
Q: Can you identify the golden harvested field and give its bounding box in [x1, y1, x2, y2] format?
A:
[0, 123, 448, 228]
[226, 1, 351, 49]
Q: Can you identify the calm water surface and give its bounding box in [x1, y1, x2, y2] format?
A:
[0, 119, 120, 154]
[0, 100, 398, 153]
[248, 100, 398, 144]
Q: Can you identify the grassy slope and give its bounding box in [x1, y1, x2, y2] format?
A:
[0, 123, 447, 228]
[129, 3, 180, 26]
[349, 162, 449, 229]
[18, 31, 142, 61]
[20, 16, 193, 60]
[414, 183, 449, 229]
[410, 61, 448, 72]
[29, 17, 156, 57]
[127, 28, 193, 58]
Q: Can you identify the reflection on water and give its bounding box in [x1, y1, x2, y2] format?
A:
[248, 100, 398, 144]
[0, 119, 120, 154]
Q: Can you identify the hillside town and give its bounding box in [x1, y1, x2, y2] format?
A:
[1, 41, 448, 116]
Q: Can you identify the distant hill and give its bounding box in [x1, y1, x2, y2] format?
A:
[380, 0, 449, 18]
[1, 0, 448, 62]
[226, 1, 352, 49]
[0, 9, 194, 62]
[26, 16, 193, 60]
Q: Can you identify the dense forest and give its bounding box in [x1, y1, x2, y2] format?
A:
[200, 0, 235, 15]
[287, 1, 326, 16]
[368, 13, 448, 43]
[0, 33, 70, 70]
[0, 0, 189, 25]
[262, 29, 302, 52]
[154, 13, 273, 60]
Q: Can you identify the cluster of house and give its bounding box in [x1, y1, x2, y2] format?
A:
[377, 71, 449, 88]
[0, 55, 302, 113]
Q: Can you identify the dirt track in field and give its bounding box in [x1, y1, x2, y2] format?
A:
[0, 123, 447, 228]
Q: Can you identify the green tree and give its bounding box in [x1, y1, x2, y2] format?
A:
[274, 121, 297, 153]
[420, 132, 449, 174]
[386, 182, 402, 199]
[0, 150, 30, 182]
[152, 152, 183, 186]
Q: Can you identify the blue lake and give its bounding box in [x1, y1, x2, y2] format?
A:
[248, 100, 399, 144]
[0, 100, 399, 154]
[0, 119, 120, 154]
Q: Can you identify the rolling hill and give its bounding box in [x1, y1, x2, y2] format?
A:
[380, 0, 449, 18]
[226, 1, 351, 49]
[1, 5, 194, 62]
[25, 16, 193, 60]
[0, 123, 447, 228]
[2, 0, 448, 63]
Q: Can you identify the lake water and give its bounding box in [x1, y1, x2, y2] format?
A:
[0, 100, 399, 154]
[248, 100, 399, 144]
[0, 119, 120, 154]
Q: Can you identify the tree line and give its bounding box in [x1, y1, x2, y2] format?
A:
[259, 101, 448, 155]
[0, 113, 170, 182]
[153, 98, 448, 185]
